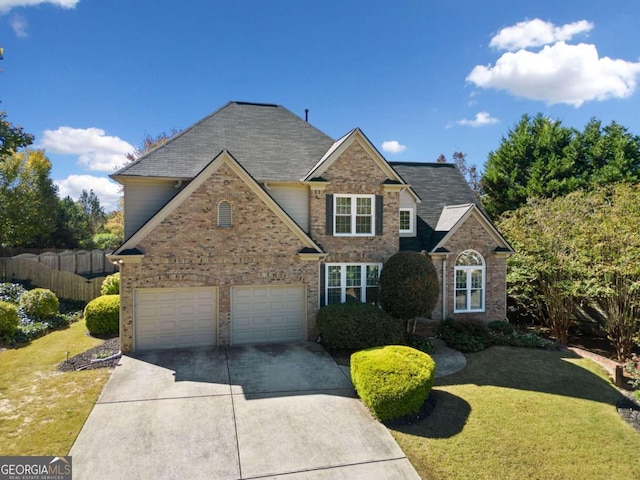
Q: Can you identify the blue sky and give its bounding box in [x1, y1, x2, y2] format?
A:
[1, 0, 639, 211]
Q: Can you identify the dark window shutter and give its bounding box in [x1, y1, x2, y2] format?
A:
[325, 194, 333, 235]
[375, 195, 384, 236]
[319, 264, 326, 307]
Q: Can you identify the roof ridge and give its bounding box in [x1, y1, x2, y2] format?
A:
[388, 161, 457, 167]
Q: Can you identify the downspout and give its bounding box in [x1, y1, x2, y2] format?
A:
[442, 257, 447, 320]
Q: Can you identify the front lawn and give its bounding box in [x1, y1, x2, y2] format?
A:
[0, 320, 112, 455]
[391, 346, 640, 480]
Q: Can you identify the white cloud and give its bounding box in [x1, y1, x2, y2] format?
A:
[468, 41, 640, 107]
[55, 175, 121, 212]
[381, 140, 407, 154]
[41, 126, 134, 172]
[10, 13, 27, 37]
[490, 19, 593, 51]
[0, 0, 78, 14]
[457, 112, 499, 127]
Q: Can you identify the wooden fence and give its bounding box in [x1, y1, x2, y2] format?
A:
[9, 249, 116, 275]
[0, 257, 106, 302]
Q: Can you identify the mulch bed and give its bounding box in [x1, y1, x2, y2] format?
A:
[58, 337, 121, 372]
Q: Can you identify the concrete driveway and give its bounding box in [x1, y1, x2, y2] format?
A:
[70, 343, 420, 479]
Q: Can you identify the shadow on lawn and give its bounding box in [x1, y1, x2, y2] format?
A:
[437, 346, 621, 405]
[393, 346, 622, 439]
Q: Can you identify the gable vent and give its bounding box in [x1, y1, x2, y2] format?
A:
[218, 201, 232, 227]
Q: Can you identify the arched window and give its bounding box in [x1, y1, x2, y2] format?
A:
[217, 201, 232, 227]
[454, 250, 485, 312]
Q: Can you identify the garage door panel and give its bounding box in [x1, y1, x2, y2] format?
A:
[231, 285, 305, 345]
[135, 287, 217, 350]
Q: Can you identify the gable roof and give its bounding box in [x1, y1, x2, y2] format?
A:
[391, 162, 512, 253]
[110, 150, 324, 257]
[113, 102, 335, 182]
[391, 162, 481, 251]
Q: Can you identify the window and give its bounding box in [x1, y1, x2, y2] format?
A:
[399, 208, 413, 233]
[454, 250, 485, 312]
[217, 201, 232, 227]
[325, 263, 381, 305]
[334, 194, 375, 236]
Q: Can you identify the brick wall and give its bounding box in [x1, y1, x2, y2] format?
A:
[430, 214, 508, 322]
[119, 162, 318, 352]
[309, 140, 400, 264]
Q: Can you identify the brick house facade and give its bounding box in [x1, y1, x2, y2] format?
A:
[109, 102, 513, 352]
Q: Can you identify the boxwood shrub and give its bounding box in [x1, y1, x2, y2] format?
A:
[316, 302, 404, 350]
[436, 318, 491, 352]
[85, 294, 120, 336]
[351, 345, 436, 421]
[0, 301, 19, 336]
[19, 288, 59, 319]
[100, 272, 120, 295]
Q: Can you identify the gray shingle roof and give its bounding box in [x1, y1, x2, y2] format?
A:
[390, 162, 481, 251]
[113, 102, 336, 182]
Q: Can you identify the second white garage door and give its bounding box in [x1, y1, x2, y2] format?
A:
[231, 285, 305, 345]
[135, 287, 217, 350]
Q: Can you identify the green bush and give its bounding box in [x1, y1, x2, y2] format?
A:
[0, 301, 19, 336]
[100, 272, 120, 295]
[0, 282, 27, 305]
[490, 330, 554, 349]
[406, 333, 434, 354]
[19, 288, 59, 319]
[437, 318, 490, 352]
[93, 232, 122, 250]
[488, 320, 514, 335]
[317, 302, 404, 350]
[351, 345, 436, 421]
[85, 294, 120, 336]
[379, 251, 439, 328]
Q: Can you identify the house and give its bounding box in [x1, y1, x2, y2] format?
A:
[109, 101, 513, 352]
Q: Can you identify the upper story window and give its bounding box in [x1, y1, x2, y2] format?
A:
[334, 194, 375, 236]
[454, 250, 485, 313]
[399, 208, 413, 233]
[217, 201, 232, 227]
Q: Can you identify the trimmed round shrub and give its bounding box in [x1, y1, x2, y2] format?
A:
[19, 288, 59, 319]
[437, 318, 491, 353]
[0, 301, 19, 336]
[351, 345, 436, 421]
[317, 302, 404, 350]
[379, 251, 439, 322]
[100, 272, 120, 295]
[85, 294, 120, 336]
[0, 282, 27, 305]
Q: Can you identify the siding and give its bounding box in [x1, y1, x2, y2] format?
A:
[399, 189, 417, 237]
[124, 180, 183, 238]
[267, 184, 310, 231]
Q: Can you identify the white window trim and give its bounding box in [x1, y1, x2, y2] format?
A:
[399, 207, 414, 233]
[453, 250, 486, 313]
[325, 263, 382, 305]
[333, 194, 375, 237]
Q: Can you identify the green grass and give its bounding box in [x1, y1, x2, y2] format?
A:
[390, 346, 640, 480]
[0, 320, 112, 455]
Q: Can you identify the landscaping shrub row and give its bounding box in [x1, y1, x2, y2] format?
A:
[0, 283, 78, 344]
[437, 318, 554, 352]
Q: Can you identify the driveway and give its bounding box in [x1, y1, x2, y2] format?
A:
[69, 342, 420, 479]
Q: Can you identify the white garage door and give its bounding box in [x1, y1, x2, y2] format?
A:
[231, 285, 305, 345]
[135, 287, 217, 350]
